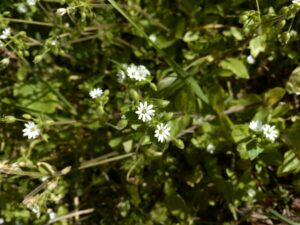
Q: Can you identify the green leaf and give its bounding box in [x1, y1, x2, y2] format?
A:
[219, 58, 249, 79]
[14, 83, 59, 114]
[249, 35, 266, 58]
[123, 140, 133, 153]
[286, 67, 300, 95]
[174, 88, 196, 112]
[284, 121, 300, 155]
[247, 145, 264, 160]
[277, 150, 300, 176]
[165, 194, 188, 219]
[264, 87, 286, 107]
[231, 124, 250, 143]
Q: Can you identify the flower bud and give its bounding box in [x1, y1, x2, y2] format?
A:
[56, 8, 67, 16]
[150, 83, 157, 91]
[4, 115, 16, 123]
[173, 139, 185, 149]
[33, 55, 43, 64]
[22, 114, 32, 119]
[163, 112, 173, 120]
[116, 119, 128, 130]
[129, 89, 140, 101]
[1, 58, 10, 66]
[156, 99, 170, 108]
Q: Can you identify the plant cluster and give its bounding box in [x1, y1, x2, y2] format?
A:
[0, 0, 300, 224]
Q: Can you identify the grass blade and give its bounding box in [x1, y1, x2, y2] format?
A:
[79, 153, 134, 170]
[267, 208, 300, 225]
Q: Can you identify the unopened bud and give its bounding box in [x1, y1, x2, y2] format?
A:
[56, 8, 67, 16]
[163, 112, 173, 120]
[129, 89, 140, 101]
[33, 55, 43, 64]
[4, 115, 16, 123]
[116, 119, 128, 130]
[1, 58, 10, 66]
[173, 139, 185, 149]
[22, 114, 32, 120]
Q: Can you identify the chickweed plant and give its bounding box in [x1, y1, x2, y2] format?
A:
[0, 0, 300, 224]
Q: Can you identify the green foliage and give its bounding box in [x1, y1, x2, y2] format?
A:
[1, 0, 300, 224]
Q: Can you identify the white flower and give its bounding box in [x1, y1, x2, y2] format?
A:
[149, 34, 157, 42]
[249, 120, 263, 132]
[126, 64, 150, 81]
[247, 188, 256, 198]
[51, 39, 58, 46]
[262, 124, 278, 142]
[89, 88, 103, 99]
[293, 0, 300, 5]
[0, 28, 11, 40]
[290, 30, 297, 37]
[27, 0, 36, 6]
[155, 123, 170, 142]
[56, 8, 67, 16]
[135, 101, 155, 122]
[0, 217, 4, 224]
[23, 122, 40, 139]
[126, 64, 139, 79]
[246, 55, 255, 64]
[206, 144, 216, 154]
[117, 70, 126, 82]
[17, 3, 28, 13]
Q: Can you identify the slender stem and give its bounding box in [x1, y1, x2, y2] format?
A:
[288, 17, 295, 32]
[3, 18, 71, 30]
[3, 18, 54, 27]
[255, 0, 261, 21]
[46, 208, 94, 225]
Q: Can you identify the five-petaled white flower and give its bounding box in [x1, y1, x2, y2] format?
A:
[0, 28, 11, 40]
[135, 101, 155, 122]
[126, 64, 150, 81]
[89, 88, 103, 99]
[155, 123, 170, 142]
[262, 124, 278, 142]
[23, 122, 40, 139]
[27, 0, 36, 6]
[249, 120, 263, 132]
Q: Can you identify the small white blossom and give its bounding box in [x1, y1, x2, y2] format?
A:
[206, 144, 216, 154]
[154, 123, 170, 142]
[27, 0, 36, 6]
[89, 88, 103, 99]
[262, 124, 278, 142]
[149, 34, 157, 42]
[293, 0, 300, 5]
[23, 122, 40, 139]
[17, 3, 28, 13]
[247, 188, 256, 198]
[246, 55, 255, 64]
[51, 40, 58, 46]
[290, 30, 297, 37]
[249, 120, 263, 132]
[126, 64, 150, 81]
[117, 70, 126, 82]
[135, 101, 155, 122]
[56, 8, 67, 16]
[0, 217, 4, 224]
[0, 28, 11, 40]
[48, 211, 56, 220]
